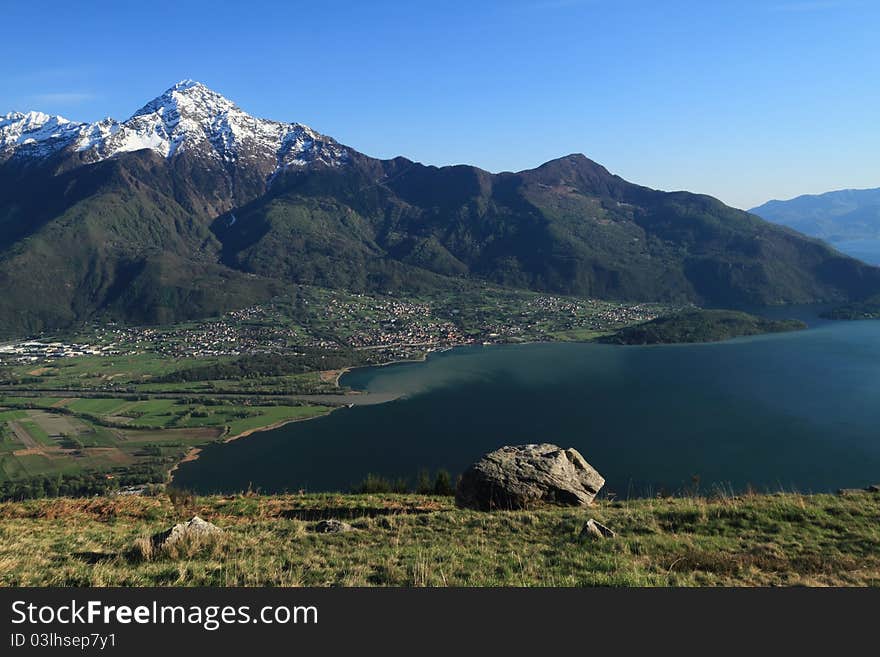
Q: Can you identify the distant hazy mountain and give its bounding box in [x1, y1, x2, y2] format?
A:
[750, 188, 880, 242]
[2, 80, 880, 335]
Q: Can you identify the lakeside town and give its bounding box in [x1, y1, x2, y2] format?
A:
[0, 287, 677, 367]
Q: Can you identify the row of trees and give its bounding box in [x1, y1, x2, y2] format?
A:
[0, 460, 459, 501]
[152, 350, 368, 383]
[0, 459, 169, 501]
[353, 469, 456, 496]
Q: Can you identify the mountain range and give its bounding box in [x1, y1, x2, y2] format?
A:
[751, 188, 880, 243]
[2, 80, 879, 336]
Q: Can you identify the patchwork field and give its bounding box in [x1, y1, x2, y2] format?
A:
[0, 338, 356, 500]
[0, 396, 332, 492]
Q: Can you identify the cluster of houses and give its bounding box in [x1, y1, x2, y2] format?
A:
[317, 296, 466, 348]
[0, 292, 676, 367]
[525, 297, 666, 331]
[0, 341, 118, 363]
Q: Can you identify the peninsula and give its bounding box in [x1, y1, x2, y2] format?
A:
[600, 309, 807, 345]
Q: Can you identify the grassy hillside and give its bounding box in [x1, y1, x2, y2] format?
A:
[0, 490, 878, 586]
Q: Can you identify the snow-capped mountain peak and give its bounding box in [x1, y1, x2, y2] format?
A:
[129, 80, 237, 126]
[0, 111, 83, 155]
[109, 79, 272, 160]
[1, 81, 350, 175]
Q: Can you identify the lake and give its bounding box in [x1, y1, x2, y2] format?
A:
[172, 309, 880, 496]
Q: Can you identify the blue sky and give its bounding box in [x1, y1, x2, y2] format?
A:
[2, 0, 877, 209]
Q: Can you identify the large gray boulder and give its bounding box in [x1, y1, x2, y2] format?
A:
[455, 443, 605, 510]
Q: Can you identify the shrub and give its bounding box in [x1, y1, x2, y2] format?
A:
[353, 474, 386, 494]
[167, 487, 196, 514]
[433, 470, 455, 496]
[415, 469, 433, 495]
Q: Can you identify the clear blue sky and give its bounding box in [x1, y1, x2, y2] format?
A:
[2, 0, 877, 209]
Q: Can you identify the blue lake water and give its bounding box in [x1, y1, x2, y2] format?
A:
[172, 309, 880, 496]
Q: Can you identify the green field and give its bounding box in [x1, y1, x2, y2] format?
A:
[224, 405, 328, 435]
[3, 351, 335, 399]
[0, 396, 332, 493]
[17, 419, 53, 446]
[59, 398, 330, 433]
[66, 398, 132, 415]
[5, 354, 229, 391]
[548, 328, 612, 342]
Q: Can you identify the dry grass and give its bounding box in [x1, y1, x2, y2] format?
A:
[0, 491, 878, 587]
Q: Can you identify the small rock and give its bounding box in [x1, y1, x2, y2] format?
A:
[313, 519, 354, 533]
[838, 486, 880, 495]
[151, 516, 222, 547]
[580, 518, 615, 540]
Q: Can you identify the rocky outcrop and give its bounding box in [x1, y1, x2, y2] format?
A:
[151, 516, 222, 547]
[313, 519, 354, 533]
[581, 518, 615, 540]
[455, 444, 605, 511]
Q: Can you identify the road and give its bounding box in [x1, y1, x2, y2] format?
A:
[0, 388, 402, 407]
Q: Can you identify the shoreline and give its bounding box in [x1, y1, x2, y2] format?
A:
[334, 349, 434, 386]
[162, 350, 441, 485]
[164, 351, 438, 485]
[167, 410, 336, 483]
[167, 446, 204, 480]
[221, 411, 334, 444]
[165, 342, 563, 486]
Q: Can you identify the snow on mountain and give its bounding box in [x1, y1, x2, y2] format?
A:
[0, 111, 85, 157]
[1, 80, 349, 175]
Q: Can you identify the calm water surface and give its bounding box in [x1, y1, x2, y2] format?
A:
[173, 309, 880, 495]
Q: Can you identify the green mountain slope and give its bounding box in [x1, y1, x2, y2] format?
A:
[2, 145, 880, 336]
[217, 153, 880, 305]
[0, 151, 279, 334]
